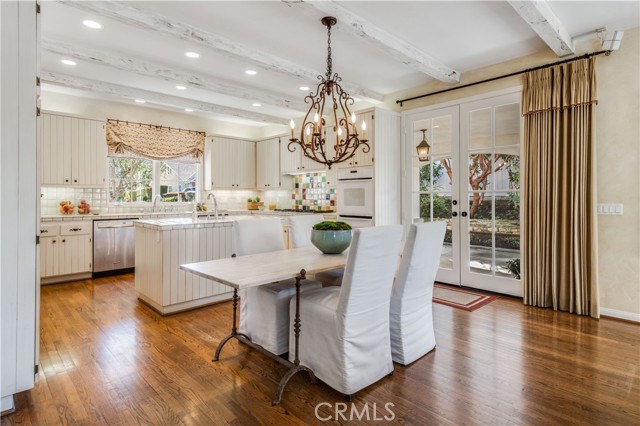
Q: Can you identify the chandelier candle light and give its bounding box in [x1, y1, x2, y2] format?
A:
[288, 16, 369, 170]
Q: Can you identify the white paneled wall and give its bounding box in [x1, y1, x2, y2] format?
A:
[135, 224, 234, 314]
[373, 108, 402, 226]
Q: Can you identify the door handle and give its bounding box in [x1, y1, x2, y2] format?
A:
[452, 212, 458, 217]
[452, 200, 458, 206]
[461, 212, 468, 217]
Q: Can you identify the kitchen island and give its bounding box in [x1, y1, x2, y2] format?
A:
[134, 217, 238, 314]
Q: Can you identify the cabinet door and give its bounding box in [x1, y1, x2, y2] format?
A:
[337, 110, 374, 168]
[41, 114, 71, 185]
[280, 137, 301, 173]
[90, 121, 107, 187]
[211, 138, 232, 188]
[257, 138, 280, 188]
[59, 235, 92, 275]
[237, 140, 255, 189]
[40, 236, 60, 278]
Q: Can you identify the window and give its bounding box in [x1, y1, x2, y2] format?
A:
[108, 155, 199, 203]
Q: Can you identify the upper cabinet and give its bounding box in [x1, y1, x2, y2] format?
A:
[40, 113, 107, 187]
[206, 137, 255, 189]
[256, 137, 280, 188]
[337, 109, 374, 168]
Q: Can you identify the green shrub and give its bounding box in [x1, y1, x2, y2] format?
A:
[312, 221, 352, 231]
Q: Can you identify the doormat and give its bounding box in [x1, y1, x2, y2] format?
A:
[433, 283, 498, 312]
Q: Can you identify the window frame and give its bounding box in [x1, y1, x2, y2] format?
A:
[107, 155, 200, 205]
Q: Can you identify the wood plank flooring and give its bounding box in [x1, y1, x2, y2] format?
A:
[2, 274, 639, 425]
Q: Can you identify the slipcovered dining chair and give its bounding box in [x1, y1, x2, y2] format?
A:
[390, 221, 446, 365]
[236, 218, 322, 355]
[288, 214, 345, 287]
[289, 225, 403, 398]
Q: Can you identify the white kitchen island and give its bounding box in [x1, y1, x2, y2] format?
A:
[134, 217, 238, 314]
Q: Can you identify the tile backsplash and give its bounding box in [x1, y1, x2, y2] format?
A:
[41, 187, 107, 215]
[291, 172, 335, 211]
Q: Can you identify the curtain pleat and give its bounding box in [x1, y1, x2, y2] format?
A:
[522, 57, 599, 318]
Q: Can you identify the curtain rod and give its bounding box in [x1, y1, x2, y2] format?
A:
[107, 118, 205, 135]
[396, 50, 611, 107]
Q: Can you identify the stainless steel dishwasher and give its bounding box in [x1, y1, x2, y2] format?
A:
[93, 219, 137, 276]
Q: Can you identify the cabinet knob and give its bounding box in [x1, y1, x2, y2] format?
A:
[52, 240, 56, 244]
[354, 161, 358, 165]
[65, 179, 69, 183]
[62, 239, 66, 243]
[73, 179, 77, 183]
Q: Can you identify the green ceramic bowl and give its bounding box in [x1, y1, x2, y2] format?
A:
[311, 229, 352, 254]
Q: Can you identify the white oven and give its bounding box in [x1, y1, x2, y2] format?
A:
[337, 166, 374, 227]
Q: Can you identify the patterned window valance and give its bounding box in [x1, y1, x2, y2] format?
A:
[106, 119, 205, 163]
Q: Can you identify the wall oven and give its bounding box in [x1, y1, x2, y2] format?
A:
[337, 167, 374, 228]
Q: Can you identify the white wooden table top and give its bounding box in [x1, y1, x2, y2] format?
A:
[180, 246, 347, 290]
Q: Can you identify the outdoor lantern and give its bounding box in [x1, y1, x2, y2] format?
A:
[416, 129, 431, 162]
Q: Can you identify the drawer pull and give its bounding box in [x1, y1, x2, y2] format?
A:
[41, 229, 48, 233]
[69, 227, 82, 232]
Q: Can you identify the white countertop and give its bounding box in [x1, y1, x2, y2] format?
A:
[41, 210, 335, 222]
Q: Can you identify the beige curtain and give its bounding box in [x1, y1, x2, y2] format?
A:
[106, 119, 205, 162]
[522, 57, 599, 318]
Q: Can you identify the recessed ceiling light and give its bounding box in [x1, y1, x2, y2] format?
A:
[135, 99, 146, 104]
[299, 86, 310, 91]
[175, 85, 187, 90]
[245, 70, 257, 76]
[185, 51, 200, 59]
[60, 59, 77, 66]
[252, 103, 262, 107]
[82, 20, 103, 29]
[184, 108, 194, 112]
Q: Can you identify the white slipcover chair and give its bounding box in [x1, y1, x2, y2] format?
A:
[287, 215, 345, 287]
[287, 214, 324, 248]
[390, 221, 446, 365]
[289, 225, 403, 397]
[236, 218, 321, 355]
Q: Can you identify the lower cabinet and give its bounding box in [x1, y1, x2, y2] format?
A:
[40, 222, 92, 279]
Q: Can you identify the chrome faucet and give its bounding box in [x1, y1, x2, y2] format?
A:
[152, 195, 162, 212]
[207, 192, 219, 221]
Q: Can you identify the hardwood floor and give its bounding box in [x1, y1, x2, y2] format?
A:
[3, 274, 639, 426]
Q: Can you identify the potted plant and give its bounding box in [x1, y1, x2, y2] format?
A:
[506, 258, 520, 279]
[247, 196, 264, 210]
[311, 221, 353, 254]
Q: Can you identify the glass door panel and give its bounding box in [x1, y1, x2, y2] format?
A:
[460, 94, 522, 296]
[405, 106, 459, 284]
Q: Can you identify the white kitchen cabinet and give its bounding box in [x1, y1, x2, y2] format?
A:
[40, 112, 106, 187]
[256, 137, 280, 188]
[39, 222, 92, 280]
[209, 137, 256, 189]
[338, 109, 375, 168]
[281, 127, 335, 173]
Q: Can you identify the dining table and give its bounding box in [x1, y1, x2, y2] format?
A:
[180, 245, 347, 405]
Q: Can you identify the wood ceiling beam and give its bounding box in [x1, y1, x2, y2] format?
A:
[41, 71, 290, 125]
[295, 0, 460, 83]
[508, 0, 575, 57]
[57, 0, 384, 103]
[42, 39, 309, 112]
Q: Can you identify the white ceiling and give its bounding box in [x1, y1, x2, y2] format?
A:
[40, 1, 640, 127]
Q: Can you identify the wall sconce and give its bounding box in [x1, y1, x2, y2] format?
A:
[416, 129, 431, 162]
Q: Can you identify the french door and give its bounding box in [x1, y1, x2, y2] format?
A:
[404, 92, 522, 296]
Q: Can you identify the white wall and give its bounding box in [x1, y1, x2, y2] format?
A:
[1, 0, 39, 411]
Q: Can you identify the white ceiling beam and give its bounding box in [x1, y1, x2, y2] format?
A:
[57, 0, 384, 103]
[42, 39, 309, 112]
[508, 0, 575, 57]
[41, 71, 290, 125]
[294, 0, 460, 83]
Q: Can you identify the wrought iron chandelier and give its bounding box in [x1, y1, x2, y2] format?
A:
[416, 129, 431, 162]
[288, 16, 369, 170]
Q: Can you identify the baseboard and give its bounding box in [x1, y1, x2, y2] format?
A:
[1, 395, 15, 416]
[600, 308, 640, 323]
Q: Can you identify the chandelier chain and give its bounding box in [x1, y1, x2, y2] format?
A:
[326, 23, 332, 80]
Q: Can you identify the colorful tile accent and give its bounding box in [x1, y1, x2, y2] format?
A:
[290, 172, 336, 211]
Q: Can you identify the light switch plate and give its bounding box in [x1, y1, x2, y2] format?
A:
[597, 203, 623, 215]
